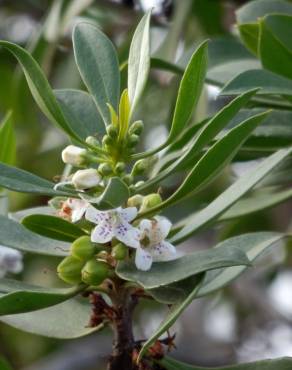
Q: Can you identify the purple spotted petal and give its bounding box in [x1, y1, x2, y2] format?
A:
[85, 206, 112, 225]
[91, 222, 114, 243]
[151, 241, 177, 262]
[135, 246, 153, 271]
[115, 222, 140, 249]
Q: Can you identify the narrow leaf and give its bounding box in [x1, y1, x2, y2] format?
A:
[0, 112, 16, 165]
[73, 22, 120, 125]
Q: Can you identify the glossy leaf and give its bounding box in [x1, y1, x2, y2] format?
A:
[0, 298, 102, 339]
[171, 147, 292, 245]
[138, 89, 258, 193]
[0, 40, 80, 140]
[259, 14, 292, 80]
[116, 243, 250, 289]
[81, 177, 129, 210]
[161, 356, 292, 370]
[22, 214, 85, 242]
[55, 89, 105, 139]
[0, 215, 70, 256]
[238, 23, 259, 56]
[221, 69, 292, 96]
[0, 112, 16, 166]
[73, 22, 120, 125]
[128, 11, 151, 115]
[141, 232, 284, 359]
[0, 279, 82, 315]
[140, 111, 268, 215]
[0, 162, 76, 196]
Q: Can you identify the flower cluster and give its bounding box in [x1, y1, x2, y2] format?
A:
[0, 245, 23, 278]
[58, 197, 176, 272]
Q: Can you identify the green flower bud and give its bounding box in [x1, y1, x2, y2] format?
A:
[115, 162, 126, 174]
[102, 135, 114, 147]
[70, 236, 96, 261]
[81, 259, 110, 286]
[129, 120, 144, 136]
[135, 180, 145, 188]
[122, 174, 134, 185]
[127, 134, 139, 148]
[57, 256, 84, 285]
[111, 243, 127, 260]
[140, 193, 162, 212]
[106, 124, 118, 138]
[86, 136, 100, 147]
[98, 163, 113, 176]
[127, 194, 144, 207]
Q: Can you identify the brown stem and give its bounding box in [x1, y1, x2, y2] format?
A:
[107, 286, 138, 370]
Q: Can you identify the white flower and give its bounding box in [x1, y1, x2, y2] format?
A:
[135, 216, 176, 271]
[0, 245, 23, 278]
[61, 145, 87, 166]
[72, 169, 101, 190]
[60, 198, 89, 222]
[85, 206, 140, 248]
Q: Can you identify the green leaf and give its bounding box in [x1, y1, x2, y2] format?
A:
[167, 41, 208, 144]
[82, 177, 129, 210]
[141, 232, 284, 359]
[0, 357, 13, 370]
[140, 110, 269, 215]
[0, 298, 101, 339]
[116, 243, 250, 289]
[137, 89, 258, 193]
[221, 69, 292, 96]
[171, 147, 292, 245]
[0, 278, 82, 315]
[73, 22, 120, 125]
[0, 162, 76, 196]
[0, 40, 80, 140]
[0, 111, 16, 165]
[128, 11, 151, 115]
[238, 23, 259, 56]
[259, 14, 292, 80]
[55, 89, 105, 140]
[21, 214, 85, 242]
[0, 215, 70, 256]
[10, 206, 53, 222]
[161, 356, 292, 370]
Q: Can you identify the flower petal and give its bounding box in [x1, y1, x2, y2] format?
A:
[154, 216, 172, 240]
[91, 222, 114, 243]
[85, 206, 111, 225]
[151, 241, 177, 262]
[135, 246, 153, 271]
[115, 222, 140, 249]
[119, 207, 138, 222]
[139, 219, 152, 236]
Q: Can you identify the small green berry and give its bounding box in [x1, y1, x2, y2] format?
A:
[81, 259, 110, 286]
[111, 243, 128, 260]
[70, 236, 96, 261]
[57, 256, 84, 285]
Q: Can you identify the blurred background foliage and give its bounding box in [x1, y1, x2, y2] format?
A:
[0, 0, 291, 369]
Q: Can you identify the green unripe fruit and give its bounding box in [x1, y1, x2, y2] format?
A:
[81, 259, 110, 286]
[122, 174, 134, 185]
[127, 134, 139, 148]
[57, 256, 84, 285]
[106, 124, 118, 138]
[127, 194, 144, 207]
[129, 120, 144, 135]
[115, 162, 126, 174]
[86, 136, 100, 147]
[70, 236, 96, 261]
[98, 163, 113, 176]
[111, 243, 128, 260]
[140, 193, 162, 212]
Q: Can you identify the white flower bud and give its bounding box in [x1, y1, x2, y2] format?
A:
[72, 169, 101, 190]
[0, 245, 23, 277]
[61, 145, 87, 166]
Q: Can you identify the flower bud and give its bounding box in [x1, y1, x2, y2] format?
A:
[61, 145, 87, 166]
[127, 194, 143, 208]
[122, 174, 134, 185]
[72, 169, 101, 190]
[85, 136, 100, 147]
[81, 259, 110, 286]
[102, 135, 113, 147]
[140, 193, 162, 212]
[132, 156, 157, 176]
[57, 256, 84, 285]
[115, 162, 126, 174]
[135, 181, 145, 188]
[106, 124, 118, 138]
[70, 236, 96, 261]
[111, 243, 127, 260]
[127, 134, 139, 148]
[98, 163, 113, 176]
[129, 120, 144, 136]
